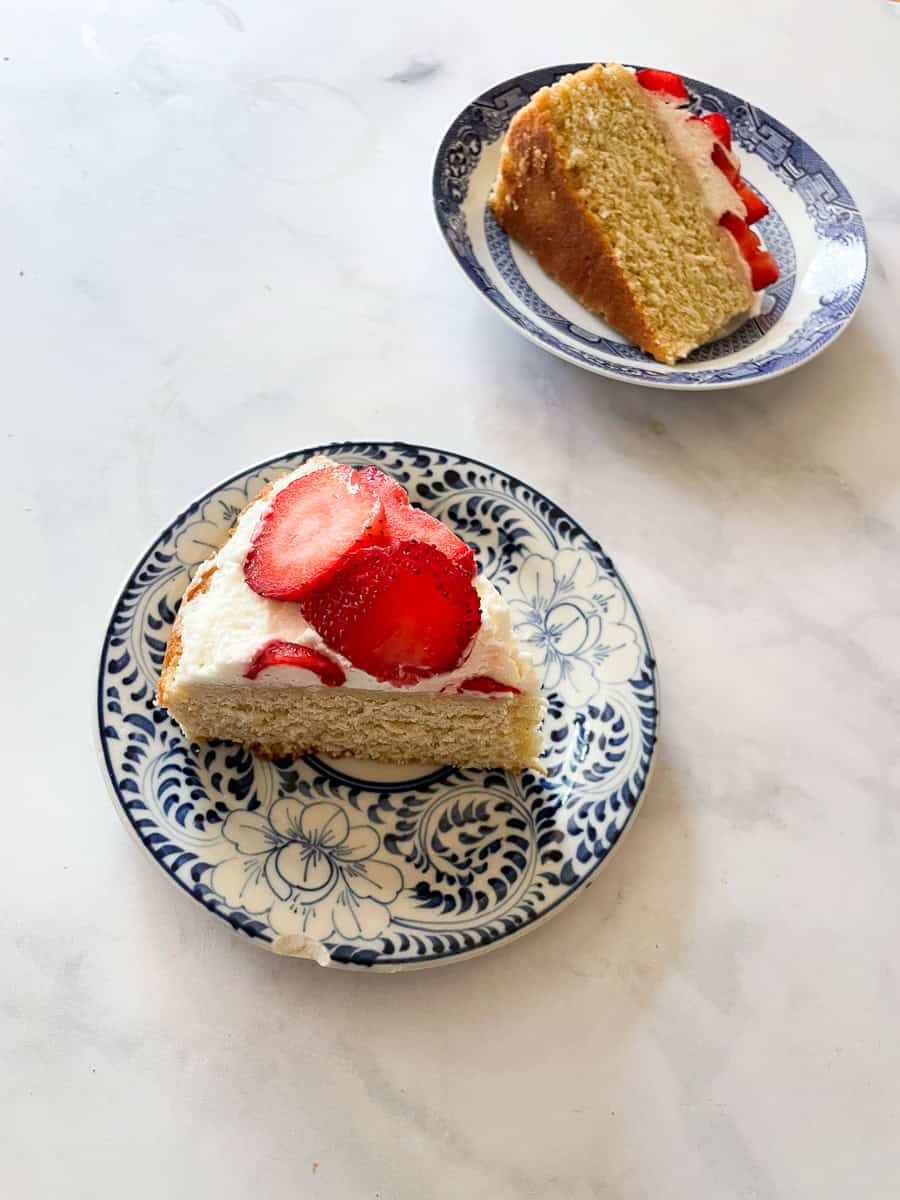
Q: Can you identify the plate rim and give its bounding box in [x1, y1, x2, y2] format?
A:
[95, 439, 661, 970]
[432, 61, 868, 391]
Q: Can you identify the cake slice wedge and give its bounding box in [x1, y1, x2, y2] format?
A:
[489, 64, 779, 364]
[157, 457, 543, 770]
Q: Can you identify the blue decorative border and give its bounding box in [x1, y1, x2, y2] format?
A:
[433, 63, 867, 387]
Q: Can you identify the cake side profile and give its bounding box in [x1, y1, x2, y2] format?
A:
[158, 457, 543, 770]
[489, 64, 778, 364]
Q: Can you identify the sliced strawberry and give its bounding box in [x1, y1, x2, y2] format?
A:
[244, 640, 346, 685]
[719, 212, 779, 289]
[711, 142, 770, 223]
[711, 141, 739, 186]
[455, 675, 520, 695]
[355, 465, 476, 577]
[748, 250, 779, 290]
[699, 111, 731, 148]
[244, 464, 383, 601]
[381, 505, 475, 576]
[300, 541, 481, 686]
[356, 464, 409, 509]
[720, 210, 760, 258]
[635, 68, 689, 101]
[734, 178, 769, 224]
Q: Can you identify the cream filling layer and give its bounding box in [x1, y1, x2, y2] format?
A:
[645, 92, 747, 222]
[641, 84, 760, 310]
[173, 458, 540, 696]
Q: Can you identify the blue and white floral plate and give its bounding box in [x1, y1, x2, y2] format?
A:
[97, 443, 658, 970]
[433, 64, 867, 389]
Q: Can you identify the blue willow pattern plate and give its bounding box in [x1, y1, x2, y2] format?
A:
[97, 443, 658, 970]
[433, 64, 867, 389]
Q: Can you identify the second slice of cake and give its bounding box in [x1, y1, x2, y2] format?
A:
[490, 64, 779, 364]
[158, 457, 543, 770]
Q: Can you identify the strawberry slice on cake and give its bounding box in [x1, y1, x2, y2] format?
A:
[157, 457, 543, 770]
[243, 463, 385, 601]
[358, 464, 476, 576]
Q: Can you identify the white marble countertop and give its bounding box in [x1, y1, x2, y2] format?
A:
[5, 1, 900, 1196]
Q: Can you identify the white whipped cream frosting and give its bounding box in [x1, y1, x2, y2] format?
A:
[174, 458, 540, 697]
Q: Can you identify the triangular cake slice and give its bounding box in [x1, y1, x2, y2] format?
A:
[489, 64, 779, 364]
[157, 457, 543, 769]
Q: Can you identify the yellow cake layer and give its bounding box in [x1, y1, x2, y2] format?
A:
[161, 681, 544, 771]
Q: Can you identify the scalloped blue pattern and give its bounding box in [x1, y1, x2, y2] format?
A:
[433, 64, 867, 387]
[98, 444, 659, 969]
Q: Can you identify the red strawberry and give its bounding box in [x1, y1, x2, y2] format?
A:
[244, 640, 345, 685]
[748, 250, 779, 290]
[698, 111, 731, 148]
[711, 143, 770, 224]
[300, 541, 481, 686]
[734, 179, 769, 224]
[244, 464, 383, 601]
[354, 465, 476, 577]
[455, 676, 520, 695]
[711, 141, 740, 186]
[719, 212, 779, 289]
[380, 505, 475, 576]
[635, 68, 689, 101]
[356, 463, 409, 509]
[720, 210, 759, 256]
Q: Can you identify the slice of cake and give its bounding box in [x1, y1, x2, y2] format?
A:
[489, 64, 779, 364]
[157, 457, 543, 770]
